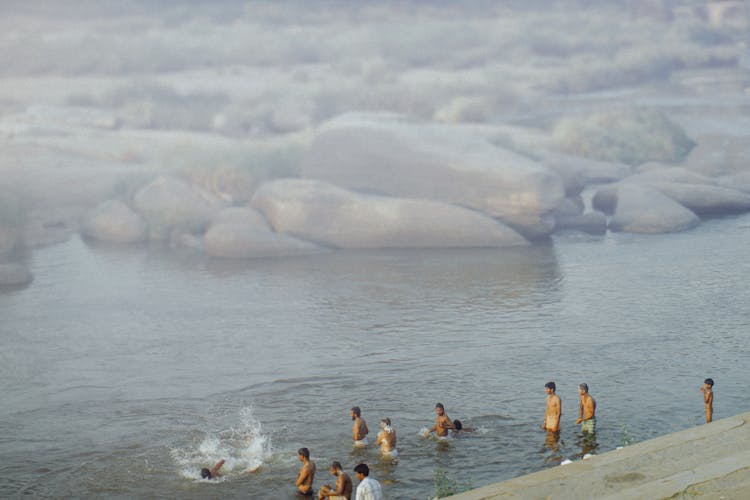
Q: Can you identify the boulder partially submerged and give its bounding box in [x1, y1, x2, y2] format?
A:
[608, 184, 700, 233]
[133, 176, 227, 240]
[81, 200, 148, 243]
[203, 206, 324, 258]
[301, 113, 565, 238]
[251, 178, 529, 249]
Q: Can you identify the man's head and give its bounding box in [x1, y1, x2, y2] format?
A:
[330, 461, 342, 476]
[453, 419, 463, 431]
[578, 383, 589, 394]
[297, 447, 310, 461]
[380, 417, 391, 429]
[350, 406, 361, 420]
[435, 402, 445, 415]
[704, 378, 714, 387]
[200, 468, 212, 479]
[545, 381, 556, 393]
[353, 463, 369, 480]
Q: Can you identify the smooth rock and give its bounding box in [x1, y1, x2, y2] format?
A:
[81, 200, 148, 243]
[609, 184, 699, 233]
[251, 178, 530, 249]
[133, 175, 227, 240]
[301, 113, 565, 238]
[544, 154, 632, 196]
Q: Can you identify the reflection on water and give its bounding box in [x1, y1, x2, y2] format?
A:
[2, 215, 750, 498]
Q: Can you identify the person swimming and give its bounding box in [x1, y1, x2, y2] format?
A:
[452, 419, 476, 433]
[200, 459, 225, 479]
[375, 418, 398, 458]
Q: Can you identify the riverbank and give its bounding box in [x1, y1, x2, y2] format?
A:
[448, 411, 750, 499]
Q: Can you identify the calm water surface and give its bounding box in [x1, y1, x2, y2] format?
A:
[2, 215, 749, 499]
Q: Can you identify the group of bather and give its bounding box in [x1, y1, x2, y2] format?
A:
[201, 378, 715, 499]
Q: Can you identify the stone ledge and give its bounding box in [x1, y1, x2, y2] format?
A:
[448, 412, 750, 499]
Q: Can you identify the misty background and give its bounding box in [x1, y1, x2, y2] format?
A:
[1, 1, 749, 499]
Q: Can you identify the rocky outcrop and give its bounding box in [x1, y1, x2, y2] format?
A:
[301, 113, 565, 238]
[81, 200, 148, 243]
[251, 179, 529, 249]
[133, 176, 227, 240]
[0, 262, 33, 287]
[608, 185, 700, 233]
[640, 182, 750, 216]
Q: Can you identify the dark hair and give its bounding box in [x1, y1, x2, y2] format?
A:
[200, 468, 211, 479]
[578, 383, 588, 393]
[353, 463, 369, 476]
[435, 402, 445, 410]
[381, 417, 391, 426]
[704, 378, 714, 387]
[351, 406, 361, 417]
[545, 381, 556, 391]
[298, 447, 310, 459]
[331, 461, 342, 471]
[453, 419, 462, 431]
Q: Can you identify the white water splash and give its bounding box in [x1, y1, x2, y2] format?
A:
[172, 406, 271, 480]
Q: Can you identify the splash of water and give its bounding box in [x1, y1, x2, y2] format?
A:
[171, 406, 271, 480]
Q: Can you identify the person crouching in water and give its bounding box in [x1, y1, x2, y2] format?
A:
[375, 418, 397, 458]
[318, 461, 352, 500]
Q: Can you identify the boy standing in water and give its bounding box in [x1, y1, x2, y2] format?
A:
[700, 378, 714, 423]
[541, 382, 561, 433]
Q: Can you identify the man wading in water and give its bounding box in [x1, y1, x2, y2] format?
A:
[295, 447, 316, 497]
[541, 381, 561, 433]
[350, 406, 369, 447]
[425, 402, 455, 437]
[575, 383, 596, 433]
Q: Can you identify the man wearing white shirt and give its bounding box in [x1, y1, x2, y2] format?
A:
[353, 463, 383, 500]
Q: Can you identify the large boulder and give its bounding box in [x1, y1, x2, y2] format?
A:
[203, 206, 324, 258]
[81, 200, 148, 243]
[592, 185, 619, 215]
[301, 113, 565, 238]
[251, 179, 529, 249]
[609, 185, 700, 233]
[133, 176, 227, 240]
[0, 262, 33, 287]
[553, 110, 695, 166]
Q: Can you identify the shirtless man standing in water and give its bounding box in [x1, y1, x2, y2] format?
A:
[350, 407, 369, 447]
[426, 402, 455, 437]
[541, 382, 561, 433]
[295, 447, 316, 497]
[575, 383, 596, 433]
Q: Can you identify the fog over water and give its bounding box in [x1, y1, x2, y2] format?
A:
[1, 1, 749, 498]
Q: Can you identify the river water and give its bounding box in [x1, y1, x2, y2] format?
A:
[2, 214, 749, 499]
